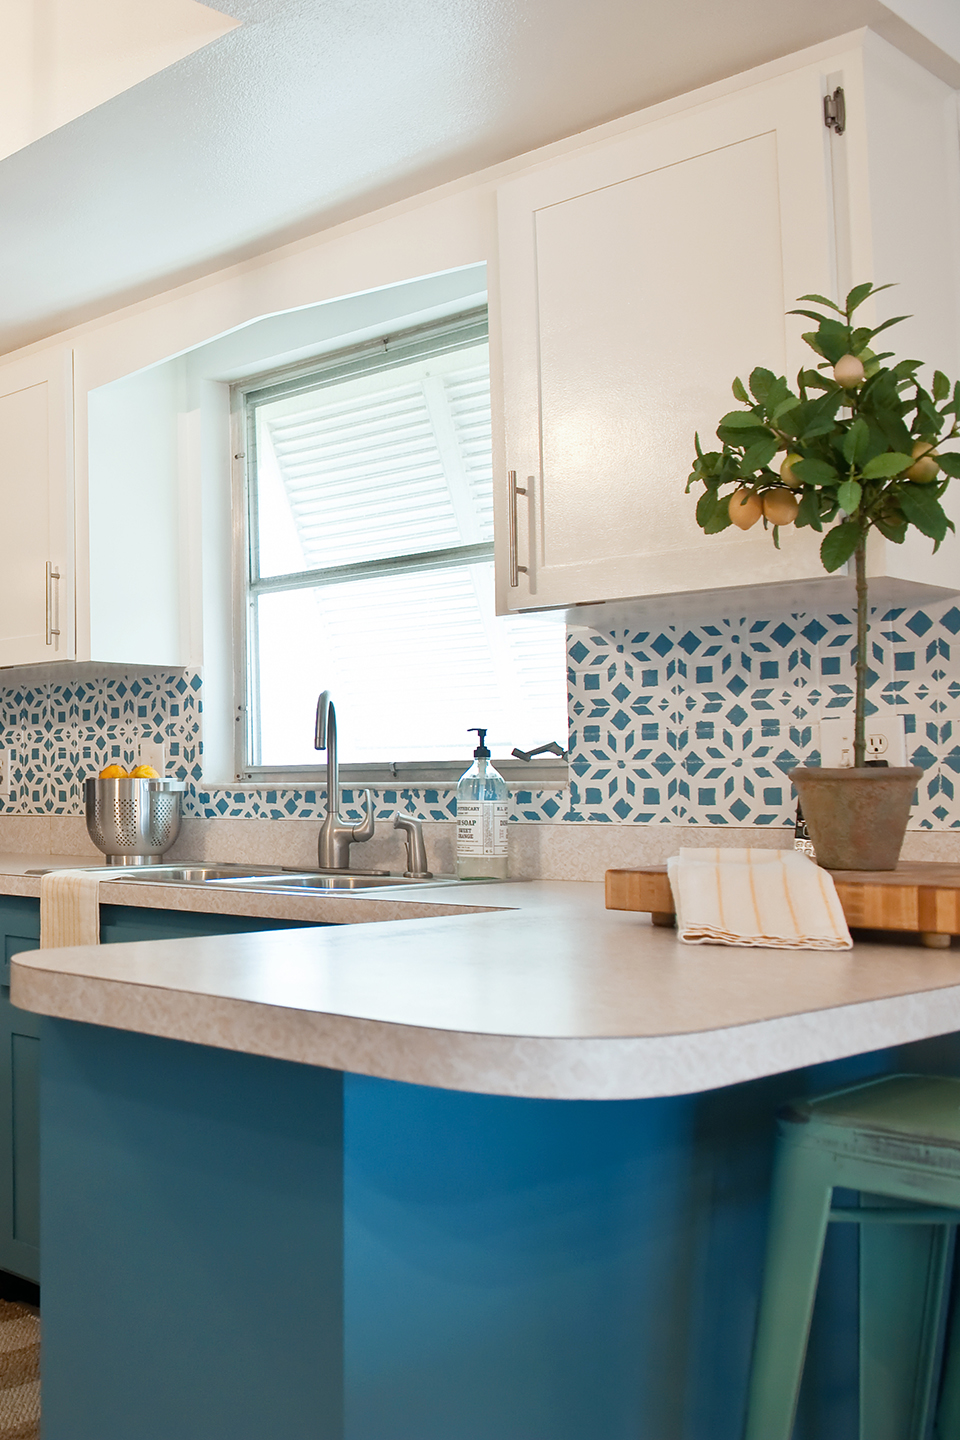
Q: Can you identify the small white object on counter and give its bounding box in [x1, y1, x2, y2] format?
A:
[667, 847, 852, 950]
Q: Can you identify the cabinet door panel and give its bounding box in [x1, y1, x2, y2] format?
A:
[0, 991, 41, 1283]
[497, 66, 836, 610]
[0, 348, 74, 662]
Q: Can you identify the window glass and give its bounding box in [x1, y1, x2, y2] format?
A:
[242, 315, 567, 770]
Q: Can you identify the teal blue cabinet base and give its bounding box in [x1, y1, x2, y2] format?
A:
[36, 1015, 960, 1440]
[0, 895, 318, 1285]
[42, 1021, 343, 1440]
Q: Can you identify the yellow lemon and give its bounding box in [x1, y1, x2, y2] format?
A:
[833, 353, 865, 389]
[779, 453, 804, 489]
[728, 488, 762, 530]
[129, 765, 161, 779]
[98, 765, 129, 780]
[762, 490, 800, 526]
[905, 439, 940, 484]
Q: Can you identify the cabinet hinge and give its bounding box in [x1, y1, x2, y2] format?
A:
[823, 87, 845, 136]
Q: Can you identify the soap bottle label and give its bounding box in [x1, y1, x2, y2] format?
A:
[457, 802, 508, 856]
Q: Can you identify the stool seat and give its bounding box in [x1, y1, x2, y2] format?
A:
[744, 1074, 960, 1440]
[785, 1074, 960, 1153]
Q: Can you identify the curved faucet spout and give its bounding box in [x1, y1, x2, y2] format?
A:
[313, 691, 374, 870]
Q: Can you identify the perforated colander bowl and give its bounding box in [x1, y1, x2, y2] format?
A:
[84, 778, 185, 864]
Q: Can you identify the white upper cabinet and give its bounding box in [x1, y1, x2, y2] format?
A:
[495, 36, 960, 611]
[0, 349, 74, 665]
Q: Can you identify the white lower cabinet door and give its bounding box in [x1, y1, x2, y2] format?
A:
[0, 349, 74, 664]
[496, 61, 838, 611]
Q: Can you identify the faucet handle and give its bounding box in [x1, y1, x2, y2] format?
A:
[393, 814, 432, 878]
[350, 789, 376, 844]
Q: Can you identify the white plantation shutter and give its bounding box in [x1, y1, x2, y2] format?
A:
[242, 314, 566, 770]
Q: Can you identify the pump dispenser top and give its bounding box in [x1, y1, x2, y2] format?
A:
[469, 728, 490, 758]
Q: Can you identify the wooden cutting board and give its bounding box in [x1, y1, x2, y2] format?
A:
[605, 861, 960, 947]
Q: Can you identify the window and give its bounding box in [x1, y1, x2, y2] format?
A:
[235, 309, 567, 781]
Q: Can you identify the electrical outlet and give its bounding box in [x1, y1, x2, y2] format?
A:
[0, 751, 8, 798]
[137, 741, 166, 776]
[818, 714, 906, 768]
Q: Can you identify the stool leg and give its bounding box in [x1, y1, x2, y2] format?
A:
[860, 1214, 953, 1440]
[744, 1141, 833, 1440]
[935, 1271, 960, 1440]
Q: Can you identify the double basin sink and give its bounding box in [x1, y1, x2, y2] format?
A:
[95, 864, 463, 894]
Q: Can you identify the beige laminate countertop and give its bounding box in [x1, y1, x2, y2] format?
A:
[6, 853, 960, 1099]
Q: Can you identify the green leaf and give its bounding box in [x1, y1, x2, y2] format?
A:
[811, 319, 855, 365]
[740, 436, 779, 474]
[861, 452, 913, 479]
[841, 417, 869, 466]
[845, 281, 876, 314]
[749, 367, 776, 403]
[702, 508, 733, 534]
[732, 376, 749, 404]
[874, 515, 908, 544]
[771, 395, 800, 421]
[933, 371, 950, 402]
[801, 331, 826, 359]
[717, 410, 765, 429]
[795, 293, 844, 314]
[795, 489, 823, 531]
[793, 457, 839, 486]
[937, 452, 960, 478]
[820, 521, 862, 573]
[899, 485, 951, 543]
[837, 479, 862, 514]
[865, 314, 911, 343]
[695, 490, 721, 529]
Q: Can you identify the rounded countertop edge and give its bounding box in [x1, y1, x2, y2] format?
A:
[12, 965, 960, 1100]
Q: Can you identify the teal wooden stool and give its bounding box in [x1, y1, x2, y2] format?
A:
[744, 1074, 960, 1440]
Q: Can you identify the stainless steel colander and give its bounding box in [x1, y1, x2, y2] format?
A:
[84, 778, 186, 865]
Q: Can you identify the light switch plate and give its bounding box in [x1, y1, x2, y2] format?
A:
[818, 714, 907, 768]
[137, 741, 166, 776]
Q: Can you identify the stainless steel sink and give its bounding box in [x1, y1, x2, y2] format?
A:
[27, 862, 472, 892]
[99, 864, 290, 883]
[203, 872, 462, 892]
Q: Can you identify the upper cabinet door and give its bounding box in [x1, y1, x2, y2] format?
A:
[0, 349, 74, 664]
[496, 65, 837, 612]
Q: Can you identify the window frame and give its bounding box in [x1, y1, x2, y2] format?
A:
[230, 309, 568, 788]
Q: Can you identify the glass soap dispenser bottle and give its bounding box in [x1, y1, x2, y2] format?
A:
[455, 728, 509, 880]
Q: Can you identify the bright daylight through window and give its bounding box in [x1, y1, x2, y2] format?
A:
[238, 311, 567, 775]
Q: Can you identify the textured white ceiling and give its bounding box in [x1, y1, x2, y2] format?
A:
[0, 0, 236, 160]
[0, 0, 955, 353]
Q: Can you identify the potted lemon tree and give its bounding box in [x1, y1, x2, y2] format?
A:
[686, 283, 960, 869]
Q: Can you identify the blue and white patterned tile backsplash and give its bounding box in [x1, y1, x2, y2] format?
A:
[1, 594, 958, 828]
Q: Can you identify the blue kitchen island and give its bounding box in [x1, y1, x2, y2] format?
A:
[12, 875, 960, 1440]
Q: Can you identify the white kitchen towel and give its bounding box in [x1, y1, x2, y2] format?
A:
[39, 870, 101, 948]
[666, 847, 852, 950]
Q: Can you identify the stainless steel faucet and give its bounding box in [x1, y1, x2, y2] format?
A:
[314, 691, 375, 870]
[394, 814, 432, 878]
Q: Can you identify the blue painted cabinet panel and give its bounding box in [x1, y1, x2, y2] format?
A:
[0, 897, 42, 1281]
[0, 893, 318, 1284]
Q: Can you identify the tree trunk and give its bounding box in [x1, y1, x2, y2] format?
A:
[854, 536, 868, 768]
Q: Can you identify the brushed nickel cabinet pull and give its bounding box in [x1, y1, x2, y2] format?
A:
[45, 561, 61, 648]
[508, 470, 529, 588]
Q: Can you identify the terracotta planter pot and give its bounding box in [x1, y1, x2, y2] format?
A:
[788, 767, 922, 871]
